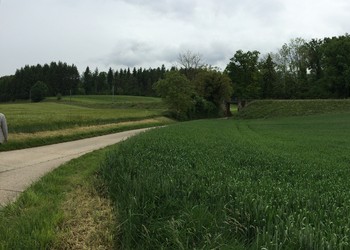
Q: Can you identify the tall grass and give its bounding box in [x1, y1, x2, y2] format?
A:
[101, 112, 350, 249]
[0, 147, 115, 249]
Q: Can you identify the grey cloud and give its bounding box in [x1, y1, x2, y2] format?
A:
[115, 0, 196, 19]
[108, 41, 153, 67]
[204, 44, 232, 66]
[100, 40, 179, 68]
[243, 0, 285, 22]
[187, 41, 233, 70]
[101, 39, 233, 71]
[2, 0, 350, 76]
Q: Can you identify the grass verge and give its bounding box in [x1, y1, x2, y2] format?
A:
[0, 145, 118, 249]
[0, 117, 173, 151]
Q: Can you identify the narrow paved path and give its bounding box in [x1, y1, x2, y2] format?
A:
[0, 128, 150, 207]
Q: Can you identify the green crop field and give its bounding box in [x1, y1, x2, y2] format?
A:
[0, 95, 171, 151]
[2, 98, 350, 248]
[101, 111, 350, 249]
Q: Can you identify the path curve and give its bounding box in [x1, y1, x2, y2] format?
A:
[0, 127, 151, 207]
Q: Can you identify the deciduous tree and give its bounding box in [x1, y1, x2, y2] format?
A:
[153, 71, 194, 120]
[178, 50, 204, 80]
[225, 50, 260, 100]
[193, 70, 233, 110]
[322, 35, 350, 98]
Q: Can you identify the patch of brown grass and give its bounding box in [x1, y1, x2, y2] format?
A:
[10, 117, 171, 142]
[52, 186, 117, 249]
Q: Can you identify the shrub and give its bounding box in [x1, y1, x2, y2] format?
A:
[190, 96, 219, 118]
[193, 70, 233, 111]
[153, 71, 195, 120]
[30, 81, 49, 102]
[56, 93, 62, 101]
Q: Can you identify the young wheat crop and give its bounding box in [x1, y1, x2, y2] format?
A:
[101, 113, 350, 249]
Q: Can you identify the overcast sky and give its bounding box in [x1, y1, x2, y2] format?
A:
[0, 0, 349, 76]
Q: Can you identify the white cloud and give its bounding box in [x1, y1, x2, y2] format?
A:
[0, 0, 350, 76]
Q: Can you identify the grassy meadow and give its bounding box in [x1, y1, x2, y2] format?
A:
[1, 99, 350, 249]
[0, 95, 172, 151]
[101, 108, 350, 249]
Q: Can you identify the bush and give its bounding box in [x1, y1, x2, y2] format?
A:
[187, 96, 219, 119]
[56, 93, 62, 101]
[153, 71, 195, 120]
[193, 70, 233, 110]
[30, 81, 49, 102]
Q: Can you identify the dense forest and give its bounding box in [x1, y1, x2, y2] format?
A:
[0, 34, 349, 102]
[0, 62, 167, 102]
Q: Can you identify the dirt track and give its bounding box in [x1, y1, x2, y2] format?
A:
[0, 128, 150, 207]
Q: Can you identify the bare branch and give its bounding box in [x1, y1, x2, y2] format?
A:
[178, 50, 203, 69]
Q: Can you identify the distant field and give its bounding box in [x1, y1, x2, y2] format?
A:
[63, 95, 162, 103]
[3, 102, 162, 133]
[102, 112, 350, 249]
[0, 95, 171, 151]
[237, 99, 350, 119]
[48, 95, 165, 109]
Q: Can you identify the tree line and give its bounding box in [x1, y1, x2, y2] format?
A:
[0, 62, 168, 102]
[81, 65, 166, 97]
[1, 34, 349, 103]
[0, 62, 80, 102]
[226, 34, 350, 100]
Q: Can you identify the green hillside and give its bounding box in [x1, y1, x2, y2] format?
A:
[236, 99, 350, 119]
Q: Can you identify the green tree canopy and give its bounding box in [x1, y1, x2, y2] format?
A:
[153, 71, 195, 120]
[260, 54, 277, 98]
[193, 70, 233, 108]
[322, 35, 350, 98]
[225, 50, 260, 99]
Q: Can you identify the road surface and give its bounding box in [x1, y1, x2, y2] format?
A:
[0, 128, 150, 207]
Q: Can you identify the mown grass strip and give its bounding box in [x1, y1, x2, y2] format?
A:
[0, 146, 117, 249]
[0, 117, 173, 151]
[51, 95, 163, 105]
[50, 95, 166, 109]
